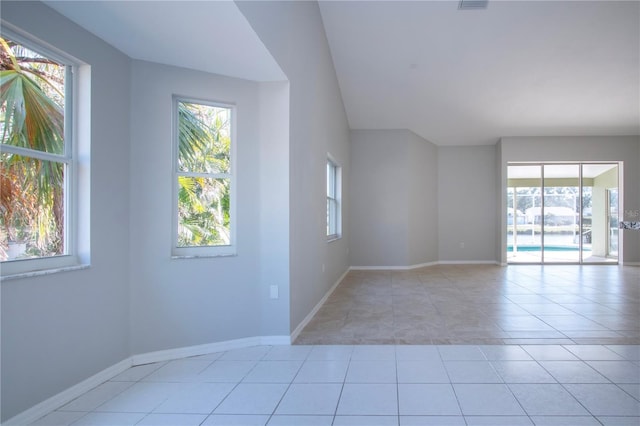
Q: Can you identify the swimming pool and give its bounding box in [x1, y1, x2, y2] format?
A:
[507, 245, 590, 252]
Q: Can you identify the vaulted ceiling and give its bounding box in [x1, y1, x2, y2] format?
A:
[44, 0, 639, 146]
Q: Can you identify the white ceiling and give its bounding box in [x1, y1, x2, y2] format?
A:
[319, 0, 640, 145]
[43, 0, 286, 82]
[42, 1, 639, 146]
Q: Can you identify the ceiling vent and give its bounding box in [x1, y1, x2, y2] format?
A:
[458, 0, 488, 10]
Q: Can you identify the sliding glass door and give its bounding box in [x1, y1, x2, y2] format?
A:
[508, 163, 619, 264]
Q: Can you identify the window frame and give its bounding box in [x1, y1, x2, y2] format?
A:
[326, 155, 342, 241]
[171, 96, 237, 258]
[0, 27, 83, 278]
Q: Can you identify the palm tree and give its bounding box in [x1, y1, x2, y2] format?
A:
[1, 36, 65, 260]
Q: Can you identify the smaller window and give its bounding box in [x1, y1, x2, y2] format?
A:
[173, 98, 235, 257]
[327, 157, 341, 240]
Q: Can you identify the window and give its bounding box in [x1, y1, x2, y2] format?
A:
[327, 157, 341, 240]
[1, 32, 79, 274]
[173, 98, 235, 257]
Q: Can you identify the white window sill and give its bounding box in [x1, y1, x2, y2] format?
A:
[171, 253, 238, 260]
[327, 235, 342, 243]
[1, 264, 90, 282]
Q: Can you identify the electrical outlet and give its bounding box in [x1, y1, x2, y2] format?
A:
[460, 242, 465, 249]
[269, 285, 279, 299]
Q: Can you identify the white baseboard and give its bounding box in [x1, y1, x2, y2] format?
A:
[350, 260, 504, 270]
[130, 335, 290, 366]
[4, 336, 291, 425]
[3, 358, 132, 426]
[350, 261, 438, 271]
[290, 268, 350, 343]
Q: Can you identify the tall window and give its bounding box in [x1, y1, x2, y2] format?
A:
[327, 157, 341, 240]
[1, 33, 75, 271]
[173, 98, 235, 256]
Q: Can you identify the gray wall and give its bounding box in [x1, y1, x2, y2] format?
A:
[128, 61, 291, 354]
[499, 136, 640, 264]
[237, 1, 351, 331]
[1, 2, 131, 421]
[349, 130, 438, 267]
[438, 146, 498, 262]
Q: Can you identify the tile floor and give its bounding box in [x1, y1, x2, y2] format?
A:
[28, 265, 640, 425]
[31, 344, 639, 426]
[294, 265, 640, 345]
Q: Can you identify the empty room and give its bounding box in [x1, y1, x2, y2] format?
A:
[1, 1, 639, 425]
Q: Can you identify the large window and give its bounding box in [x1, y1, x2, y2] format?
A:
[326, 157, 341, 240]
[1, 33, 77, 273]
[173, 98, 235, 257]
[507, 162, 619, 264]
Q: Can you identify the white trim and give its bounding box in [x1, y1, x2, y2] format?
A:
[290, 268, 349, 342]
[3, 359, 132, 426]
[622, 261, 640, 266]
[437, 260, 501, 265]
[350, 261, 439, 271]
[171, 97, 237, 257]
[130, 335, 290, 366]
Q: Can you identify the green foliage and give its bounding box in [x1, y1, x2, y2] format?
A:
[177, 102, 231, 247]
[1, 37, 65, 260]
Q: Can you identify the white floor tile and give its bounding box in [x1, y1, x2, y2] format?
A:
[70, 412, 146, 425]
[437, 346, 485, 361]
[137, 413, 207, 425]
[202, 414, 269, 425]
[334, 416, 399, 426]
[294, 360, 349, 383]
[306, 345, 354, 361]
[397, 360, 449, 383]
[529, 416, 600, 425]
[153, 382, 235, 414]
[219, 347, 271, 361]
[351, 345, 396, 360]
[398, 384, 461, 416]
[400, 415, 465, 425]
[95, 382, 181, 413]
[564, 384, 640, 416]
[444, 361, 502, 383]
[142, 359, 212, 382]
[263, 346, 313, 361]
[606, 345, 640, 361]
[586, 361, 640, 383]
[59, 381, 133, 412]
[200, 361, 258, 382]
[508, 384, 589, 416]
[597, 416, 640, 426]
[490, 361, 557, 383]
[453, 384, 525, 416]
[267, 415, 333, 425]
[479, 346, 533, 361]
[337, 384, 398, 415]
[29, 411, 86, 426]
[214, 384, 288, 415]
[563, 345, 626, 361]
[618, 383, 640, 400]
[275, 384, 342, 415]
[242, 361, 303, 383]
[395, 346, 441, 361]
[465, 416, 533, 425]
[346, 360, 396, 383]
[538, 361, 609, 383]
[521, 345, 579, 361]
